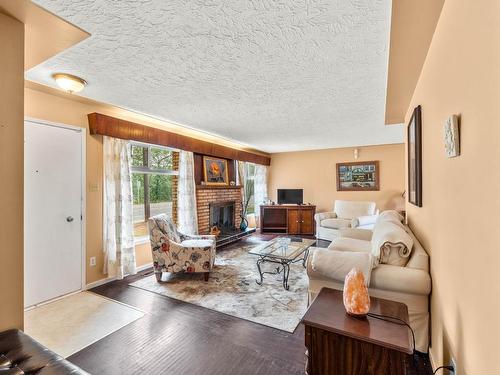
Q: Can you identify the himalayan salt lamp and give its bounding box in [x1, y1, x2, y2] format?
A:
[343, 268, 370, 317]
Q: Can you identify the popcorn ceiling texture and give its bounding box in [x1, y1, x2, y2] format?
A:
[28, 0, 403, 152]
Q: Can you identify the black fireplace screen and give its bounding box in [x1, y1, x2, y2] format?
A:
[209, 201, 235, 232]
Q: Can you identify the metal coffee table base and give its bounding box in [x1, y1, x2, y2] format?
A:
[255, 251, 308, 291]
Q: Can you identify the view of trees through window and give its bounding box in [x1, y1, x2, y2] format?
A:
[245, 163, 256, 214]
[131, 144, 177, 237]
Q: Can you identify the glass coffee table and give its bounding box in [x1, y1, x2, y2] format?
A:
[249, 237, 316, 290]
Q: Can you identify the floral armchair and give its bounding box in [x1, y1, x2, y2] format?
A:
[148, 214, 216, 282]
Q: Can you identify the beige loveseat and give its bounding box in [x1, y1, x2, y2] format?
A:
[315, 200, 379, 241]
[307, 225, 431, 353]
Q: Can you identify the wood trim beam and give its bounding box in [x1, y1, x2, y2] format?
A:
[88, 113, 271, 165]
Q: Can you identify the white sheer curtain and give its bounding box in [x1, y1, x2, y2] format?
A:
[254, 165, 268, 228]
[103, 136, 136, 279]
[177, 150, 198, 235]
[237, 160, 248, 203]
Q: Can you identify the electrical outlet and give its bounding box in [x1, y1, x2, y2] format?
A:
[89, 256, 96, 267]
[449, 357, 457, 375]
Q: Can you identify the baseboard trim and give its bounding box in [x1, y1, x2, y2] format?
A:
[136, 263, 153, 273]
[84, 263, 153, 290]
[84, 276, 117, 290]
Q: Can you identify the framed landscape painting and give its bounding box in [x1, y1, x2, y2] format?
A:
[408, 105, 422, 206]
[203, 156, 229, 186]
[336, 161, 380, 191]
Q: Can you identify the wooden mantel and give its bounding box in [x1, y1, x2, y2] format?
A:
[88, 113, 271, 166]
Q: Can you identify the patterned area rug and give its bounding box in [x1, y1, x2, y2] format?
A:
[130, 240, 309, 332]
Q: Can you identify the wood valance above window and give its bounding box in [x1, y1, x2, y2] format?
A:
[87, 113, 271, 166]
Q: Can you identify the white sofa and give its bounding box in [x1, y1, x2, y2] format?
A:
[307, 223, 431, 353]
[315, 200, 379, 241]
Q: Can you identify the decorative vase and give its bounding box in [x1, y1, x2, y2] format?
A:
[239, 216, 248, 231]
[343, 268, 370, 317]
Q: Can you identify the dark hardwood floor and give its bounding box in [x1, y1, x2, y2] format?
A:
[68, 235, 432, 375]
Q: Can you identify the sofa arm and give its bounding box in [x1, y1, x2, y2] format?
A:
[314, 212, 337, 222]
[339, 228, 373, 241]
[351, 214, 378, 228]
[370, 264, 431, 295]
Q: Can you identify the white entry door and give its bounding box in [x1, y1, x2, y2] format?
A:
[24, 120, 84, 307]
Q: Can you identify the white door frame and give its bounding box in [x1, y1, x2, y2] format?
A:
[25, 117, 87, 295]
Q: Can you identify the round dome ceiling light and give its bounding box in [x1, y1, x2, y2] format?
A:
[52, 73, 87, 93]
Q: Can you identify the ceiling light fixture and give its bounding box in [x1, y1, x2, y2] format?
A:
[52, 73, 87, 93]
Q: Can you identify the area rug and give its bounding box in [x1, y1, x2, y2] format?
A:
[130, 241, 309, 332]
[24, 291, 145, 357]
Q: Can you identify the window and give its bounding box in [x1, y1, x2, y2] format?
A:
[244, 163, 256, 214]
[131, 143, 178, 238]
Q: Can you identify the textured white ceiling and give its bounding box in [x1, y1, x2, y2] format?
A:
[28, 0, 403, 153]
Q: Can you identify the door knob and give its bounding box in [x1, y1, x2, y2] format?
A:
[66, 216, 74, 222]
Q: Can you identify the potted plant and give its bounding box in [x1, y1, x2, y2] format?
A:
[240, 179, 254, 231]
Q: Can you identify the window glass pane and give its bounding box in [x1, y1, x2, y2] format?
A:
[132, 173, 174, 238]
[131, 145, 147, 168]
[150, 147, 173, 170]
[132, 173, 147, 237]
[149, 174, 173, 217]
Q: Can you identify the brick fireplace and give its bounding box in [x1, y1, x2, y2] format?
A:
[196, 186, 243, 235]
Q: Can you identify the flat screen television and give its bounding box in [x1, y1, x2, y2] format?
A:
[277, 189, 303, 205]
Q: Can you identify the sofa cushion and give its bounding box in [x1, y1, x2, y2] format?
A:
[334, 200, 377, 219]
[311, 248, 374, 285]
[328, 237, 372, 253]
[370, 264, 431, 295]
[321, 218, 352, 229]
[339, 228, 373, 241]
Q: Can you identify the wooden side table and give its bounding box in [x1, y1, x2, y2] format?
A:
[301, 288, 412, 375]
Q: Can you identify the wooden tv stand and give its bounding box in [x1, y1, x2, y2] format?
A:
[260, 204, 316, 235]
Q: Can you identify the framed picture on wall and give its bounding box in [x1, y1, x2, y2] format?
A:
[408, 105, 422, 206]
[336, 161, 380, 191]
[203, 156, 229, 186]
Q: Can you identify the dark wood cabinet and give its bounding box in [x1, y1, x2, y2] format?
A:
[260, 205, 315, 235]
[302, 288, 412, 375]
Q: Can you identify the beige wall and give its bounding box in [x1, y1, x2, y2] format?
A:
[268, 144, 405, 213]
[404, 0, 500, 373]
[25, 87, 156, 284]
[0, 13, 24, 330]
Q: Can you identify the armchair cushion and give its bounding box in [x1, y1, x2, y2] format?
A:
[181, 239, 213, 248]
[183, 234, 216, 241]
[315, 212, 337, 222]
[334, 200, 377, 219]
[321, 218, 351, 229]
